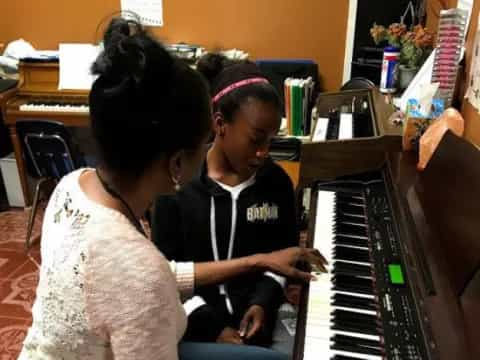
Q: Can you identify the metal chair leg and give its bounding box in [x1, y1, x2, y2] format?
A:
[25, 178, 48, 251]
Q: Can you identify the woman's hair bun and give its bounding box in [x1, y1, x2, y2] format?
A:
[91, 17, 173, 90]
[196, 53, 235, 87]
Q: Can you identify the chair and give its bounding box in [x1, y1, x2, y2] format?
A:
[16, 120, 86, 250]
[340, 77, 376, 91]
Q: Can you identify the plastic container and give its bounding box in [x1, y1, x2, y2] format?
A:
[380, 46, 400, 93]
[0, 153, 25, 207]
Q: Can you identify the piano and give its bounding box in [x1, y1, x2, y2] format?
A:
[311, 89, 399, 142]
[0, 80, 17, 156]
[3, 61, 90, 205]
[294, 109, 480, 360]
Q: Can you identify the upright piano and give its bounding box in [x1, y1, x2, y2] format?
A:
[2, 61, 90, 205]
[294, 90, 480, 360]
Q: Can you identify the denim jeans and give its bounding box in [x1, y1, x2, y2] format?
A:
[178, 342, 289, 360]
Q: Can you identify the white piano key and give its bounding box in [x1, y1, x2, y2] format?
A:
[339, 113, 353, 139]
[313, 190, 335, 264]
[303, 189, 384, 360]
[330, 349, 382, 360]
[331, 329, 381, 343]
[335, 244, 370, 251]
[331, 305, 377, 317]
[19, 102, 89, 113]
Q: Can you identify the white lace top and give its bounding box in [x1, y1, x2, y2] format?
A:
[18, 170, 188, 360]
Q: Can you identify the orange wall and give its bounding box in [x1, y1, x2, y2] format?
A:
[426, 0, 458, 31]
[0, 0, 349, 91]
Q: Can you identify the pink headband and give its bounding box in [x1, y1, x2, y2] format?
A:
[212, 77, 270, 103]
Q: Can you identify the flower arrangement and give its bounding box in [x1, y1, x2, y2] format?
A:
[370, 23, 435, 69]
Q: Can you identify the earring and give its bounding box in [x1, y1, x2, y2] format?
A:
[172, 176, 181, 191]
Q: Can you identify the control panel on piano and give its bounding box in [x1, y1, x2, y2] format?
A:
[19, 100, 89, 113]
[297, 174, 430, 360]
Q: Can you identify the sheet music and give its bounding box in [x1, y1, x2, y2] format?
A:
[58, 44, 99, 90]
[121, 0, 163, 26]
[466, 17, 480, 111]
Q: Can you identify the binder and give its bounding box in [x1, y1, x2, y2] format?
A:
[284, 77, 316, 136]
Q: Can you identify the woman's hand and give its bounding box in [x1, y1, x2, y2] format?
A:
[216, 326, 243, 345]
[257, 247, 328, 282]
[239, 305, 265, 340]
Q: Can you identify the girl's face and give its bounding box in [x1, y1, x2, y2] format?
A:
[219, 97, 280, 179]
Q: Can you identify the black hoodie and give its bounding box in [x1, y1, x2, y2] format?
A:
[152, 158, 298, 344]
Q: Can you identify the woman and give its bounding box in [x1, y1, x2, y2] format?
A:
[152, 54, 325, 351]
[19, 19, 325, 360]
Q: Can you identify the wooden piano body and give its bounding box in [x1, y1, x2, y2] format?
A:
[300, 88, 402, 184]
[294, 88, 480, 359]
[2, 61, 89, 206]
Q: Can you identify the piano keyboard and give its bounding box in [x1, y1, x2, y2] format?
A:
[19, 101, 89, 113]
[297, 180, 429, 360]
[304, 190, 383, 360]
[313, 113, 353, 142]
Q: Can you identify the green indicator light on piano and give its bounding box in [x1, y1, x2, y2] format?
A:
[388, 264, 405, 285]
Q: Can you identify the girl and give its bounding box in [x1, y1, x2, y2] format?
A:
[152, 54, 326, 350]
[19, 19, 325, 360]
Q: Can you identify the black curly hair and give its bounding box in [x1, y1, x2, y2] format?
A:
[89, 18, 211, 176]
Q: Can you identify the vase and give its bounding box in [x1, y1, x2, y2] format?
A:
[399, 65, 419, 90]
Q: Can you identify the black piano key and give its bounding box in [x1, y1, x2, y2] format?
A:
[336, 199, 365, 209]
[331, 321, 380, 336]
[334, 235, 368, 248]
[335, 223, 368, 237]
[331, 343, 383, 356]
[331, 320, 380, 338]
[336, 194, 365, 204]
[332, 356, 366, 360]
[333, 275, 374, 292]
[335, 213, 366, 225]
[333, 283, 373, 295]
[332, 309, 378, 324]
[332, 334, 381, 348]
[333, 246, 370, 263]
[332, 315, 378, 331]
[327, 111, 340, 139]
[337, 203, 365, 216]
[332, 293, 377, 311]
[333, 262, 371, 277]
[28, 101, 84, 107]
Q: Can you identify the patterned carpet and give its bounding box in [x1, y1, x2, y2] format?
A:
[0, 206, 43, 359]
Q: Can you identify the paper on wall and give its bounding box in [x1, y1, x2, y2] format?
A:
[121, 0, 163, 27]
[58, 44, 99, 90]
